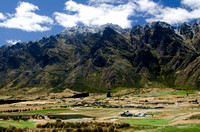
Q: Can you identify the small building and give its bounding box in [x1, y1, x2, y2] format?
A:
[135, 113, 146, 117]
[120, 111, 134, 117]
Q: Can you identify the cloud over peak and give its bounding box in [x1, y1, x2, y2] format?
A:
[54, 0, 200, 28]
[0, 13, 6, 20]
[181, 0, 200, 9]
[54, 0, 135, 28]
[143, 0, 200, 24]
[88, 0, 126, 4]
[0, 2, 54, 32]
[1, 0, 200, 32]
[6, 39, 22, 45]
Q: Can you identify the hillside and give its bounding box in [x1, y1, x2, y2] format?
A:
[0, 22, 200, 93]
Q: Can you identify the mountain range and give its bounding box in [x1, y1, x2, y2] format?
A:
[0, 21, 200, 93]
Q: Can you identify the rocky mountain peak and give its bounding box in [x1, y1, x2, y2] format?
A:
[191, 20, 200, 34]
[178, 22, 194, 39]
[58, 23, 129, 37]
[131, 21, 176, 36]
[59, 25, 101, 36]
[192, 19, 200, 26]
[149, 21, 174, 29]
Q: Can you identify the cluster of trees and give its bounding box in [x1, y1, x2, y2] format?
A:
[0, 108, 31, 113]
[37, 120, 130, 131]
[0, 107, 56, 113]
[0, 126, 25, 132]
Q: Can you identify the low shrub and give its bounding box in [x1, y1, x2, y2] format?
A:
[187, 114, 200, 120]
[37, 121, 130, 131]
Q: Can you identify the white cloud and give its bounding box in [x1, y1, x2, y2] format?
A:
[0, 2, 54, 32]
[88, 0, 125, 4]
[133, 0, 200, 25]
[146, 7, 192, 24]
[56, 0, 200, 28]
[6, 39, 22, 45]
[134, 0, 162, 15]
[1, 0, 197, 31]
[54, 12, 79, 27]
[89, 0, 115, 3]
[181, 0, 200, 9]
[0, 0, 200, 32]
[0, 13, 6, 20]
[54, 0, 135, 28]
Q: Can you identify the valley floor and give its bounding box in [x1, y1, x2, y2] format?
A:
[0, 88, 200, 131]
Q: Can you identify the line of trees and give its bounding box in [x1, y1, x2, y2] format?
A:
[0, 106, 54, 113]
[37, 120, 130, 131]
[0, 108, 32, 113]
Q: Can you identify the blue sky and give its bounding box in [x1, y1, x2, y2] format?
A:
[0, 0, 199, 46]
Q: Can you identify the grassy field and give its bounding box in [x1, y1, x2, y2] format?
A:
[154, 124, 200, 132]
[169, 90, 197, 95]
[118, 118, 172, 126]
[23, 108, 70, 114]
[0, 120, 35, 128]
[135, 91, 171, 97]
[22, 108, 127, 115]
[128, 124, 200, 132]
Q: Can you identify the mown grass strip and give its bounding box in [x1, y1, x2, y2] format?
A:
[0, 120, 35, 128]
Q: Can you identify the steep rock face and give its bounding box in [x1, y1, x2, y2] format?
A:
[178, 20, 200, 52]
[62, 27, 137, 92]
[130, 22, 198, 88]
[179, 23, 194, 40]
[175, 56, 200, 88]
[0, 22, 199, 93]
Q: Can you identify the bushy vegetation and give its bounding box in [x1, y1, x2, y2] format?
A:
[0, 108, 31, 113]
[0, 126, 25, 132]
[37, 120, 130, 131]
[187, 114, 200, 120]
